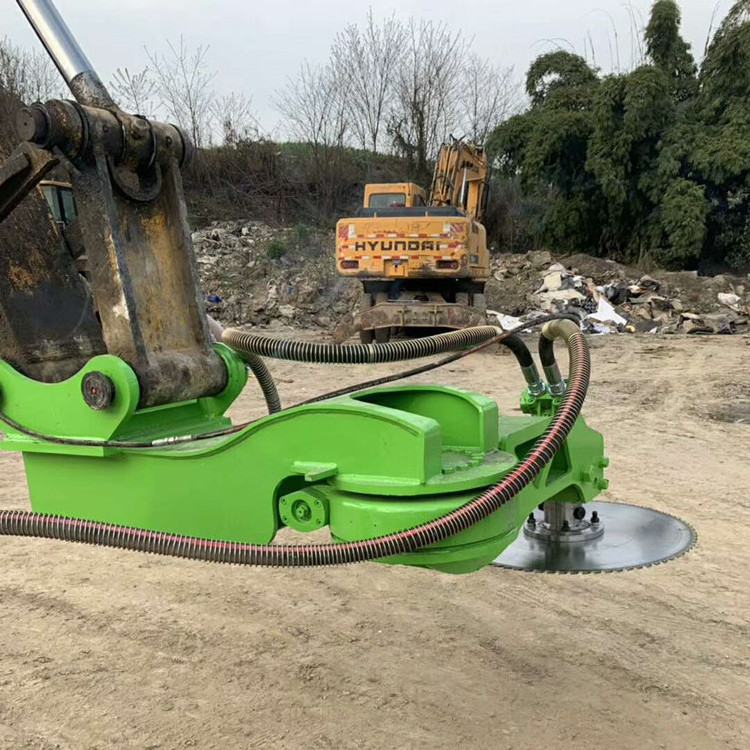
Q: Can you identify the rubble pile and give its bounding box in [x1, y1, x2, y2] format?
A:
[193, 221, 360, 330]
[488, 250, 749, 335]
[195, 221, 749, 336]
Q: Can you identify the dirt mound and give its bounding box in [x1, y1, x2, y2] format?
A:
[194, 221, 359, 330]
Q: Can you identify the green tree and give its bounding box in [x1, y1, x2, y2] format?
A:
[644, 0, 698, 101]
[487, 0, 750, 272]
[586, 67, 676, 260]
[489, 52, 603, 252]
[525, 51, 599, 109]
[692, 0, 750, 271]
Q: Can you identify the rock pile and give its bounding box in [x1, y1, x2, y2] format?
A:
[193, 221, 359, 330]
[488, 251, 749, 335]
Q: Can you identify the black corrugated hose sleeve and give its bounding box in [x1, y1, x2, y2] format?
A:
[221, 326, 503, 365]
[207, 315, 281, 414]
[242, 352, 282, 414]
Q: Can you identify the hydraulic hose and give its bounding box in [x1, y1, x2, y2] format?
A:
[539, 329, 566, 395]
[501, 335, 545, 396]
[207, 315, 281, 414]
[241, 353, 282, 414]
[221, 325, 503, 365]
[539, 313, 581, 395]
[0, 320, 590, 567]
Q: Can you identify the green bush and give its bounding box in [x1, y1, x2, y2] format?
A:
[266, 238, 287, 260]
[487, 0, 750, 272]
[293, 223, 310, 245]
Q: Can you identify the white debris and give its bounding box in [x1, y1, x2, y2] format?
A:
[535, 288, 587, 311]
[718, 292, 744, 313]
[539, 271, 563, 293]
[487, 311, 523, 330]
[586, 297, 628, 328]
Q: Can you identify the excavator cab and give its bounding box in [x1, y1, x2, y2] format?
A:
[363, 183, 426, 209]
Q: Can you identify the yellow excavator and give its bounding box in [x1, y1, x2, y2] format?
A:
[336, 139, 490, 343]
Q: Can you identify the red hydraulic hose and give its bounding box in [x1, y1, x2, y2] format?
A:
[0, 320, 588, 567]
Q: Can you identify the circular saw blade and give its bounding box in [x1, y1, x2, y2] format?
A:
[491, 502, 696, 574]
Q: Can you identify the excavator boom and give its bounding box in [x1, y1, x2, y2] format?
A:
[428, 139, 489, 222]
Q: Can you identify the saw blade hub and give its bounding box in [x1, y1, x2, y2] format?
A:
[524, 501, 605, 543]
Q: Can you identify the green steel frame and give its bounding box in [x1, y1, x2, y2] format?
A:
[0, 345, 606, 574]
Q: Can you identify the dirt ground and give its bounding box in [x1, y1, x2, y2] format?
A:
[0, 333, 748, 750]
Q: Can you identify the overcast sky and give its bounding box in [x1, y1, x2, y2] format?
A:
[0, 0, 735, 131]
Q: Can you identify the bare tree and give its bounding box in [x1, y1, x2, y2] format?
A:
[331, 11, 406, 153]
[213, 91, 258, 146]
[275, 60, 349, 149]
[459, 54, 519, 143]
[0, 37, 61, 103]
[388, 20, 466, 175]
[0, 39, 22, 154]
[276, 14, 520, 169]
[0, 39, 25, 108]
[146, 37, 216, 147]
[274, 60, 350, 215]
[110, 67, 156, 116]
[24, 50, 61, 102]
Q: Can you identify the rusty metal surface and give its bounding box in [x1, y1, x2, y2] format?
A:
[3, 4, 223, 406]
[68, 127, 225, 407]
[0, 183, 106, 382]
[0, 143, 59, 223]
[4, 97, 223, 407]
[0, 140, 104, 381]
[68, 71, 116, 110]
[21, 102, 188, 175]
[357, 301, 488, 332]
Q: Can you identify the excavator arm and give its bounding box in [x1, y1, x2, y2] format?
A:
[428, 138, 489, 222]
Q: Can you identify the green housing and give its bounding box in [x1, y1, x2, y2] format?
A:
[0, 345, 606, 574]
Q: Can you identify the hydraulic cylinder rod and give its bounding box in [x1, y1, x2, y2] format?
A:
[14, 0, 115, 108]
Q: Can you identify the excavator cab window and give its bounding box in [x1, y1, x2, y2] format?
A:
[41, 183, 78, 227]
[369, 193, 406, 208]
[60, 187, 76, 224]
